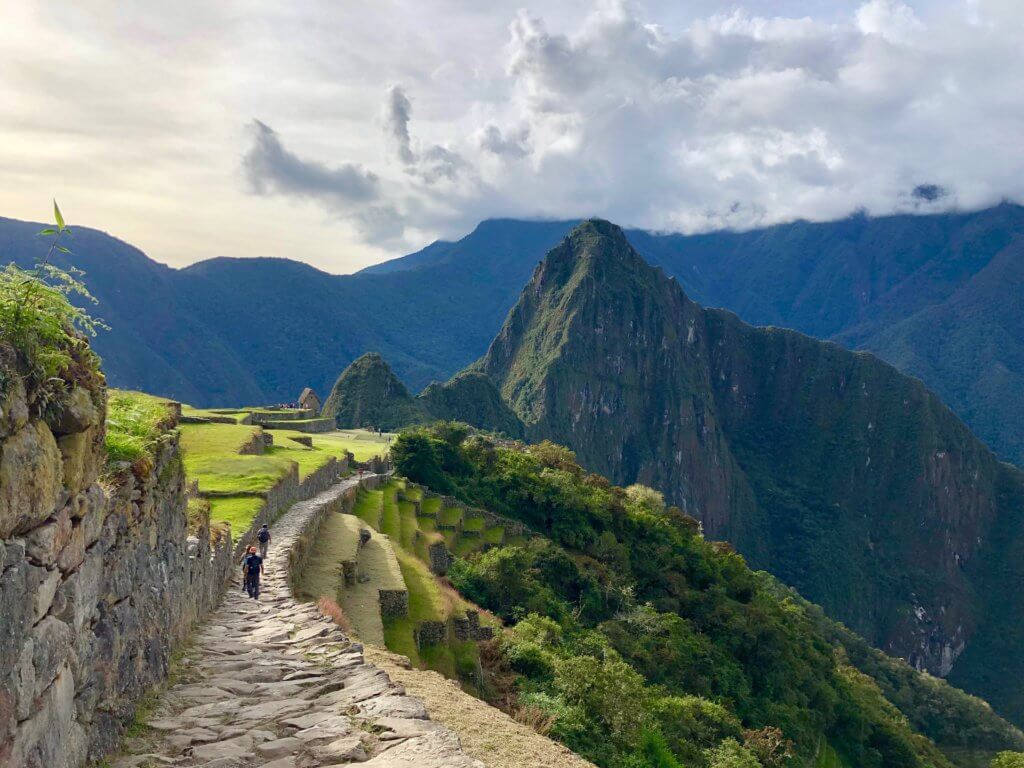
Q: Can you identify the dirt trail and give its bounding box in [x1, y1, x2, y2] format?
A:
[366, 646, 597, 768]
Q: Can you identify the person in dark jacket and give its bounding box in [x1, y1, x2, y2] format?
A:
[256, 524, 271, 558]
[242, 546, 264, 599]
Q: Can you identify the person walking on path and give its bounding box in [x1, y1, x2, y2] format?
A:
[257, 523, 272, 559]
[242, 546, 264, 599]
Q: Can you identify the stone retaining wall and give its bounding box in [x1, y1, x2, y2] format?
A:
[258, 418, 335, 433]
[249, 409, 316, 425]
[231, 457, 349, 560]
[0, 380, 233, 768]
[284, 474, 388, 599]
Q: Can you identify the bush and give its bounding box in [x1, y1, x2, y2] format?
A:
[704, 738, 763, 768]
[992, 753, 1024, 768]
[0, 203, 104, 401]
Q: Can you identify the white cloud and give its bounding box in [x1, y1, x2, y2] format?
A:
[3, 0, 1024, 270]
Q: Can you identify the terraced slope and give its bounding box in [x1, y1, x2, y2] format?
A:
[301, 479, 508, 691]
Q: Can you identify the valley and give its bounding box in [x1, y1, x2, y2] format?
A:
[5, 212, 1024, 768]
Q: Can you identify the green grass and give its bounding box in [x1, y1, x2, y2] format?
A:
[314, 429, 392, 461]
[814, 744, 846, 768]
[438, 506, 463, 527]
[383, 545, 453, 673]
[398, 501, 419, 550]
[483, 526, 505, 544]
[421, 497, 441, 516]
[348, 479, 490, 690]
[184, 454, 294, 495]
[353, 488, 384, 529]
[462, 515, 485, 533]
[207, 496, 264, 531]
[105, 389, 174, 464]
[180, 405, 248, 423]
[178, 421, 261, 454]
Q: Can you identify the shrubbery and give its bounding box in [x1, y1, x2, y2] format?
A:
[395, 423, 959, 768]
[0, 202, 103, 404]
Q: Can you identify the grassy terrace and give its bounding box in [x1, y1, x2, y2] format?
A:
[348, 479, 506, 690]
[176, 413, 390, 534]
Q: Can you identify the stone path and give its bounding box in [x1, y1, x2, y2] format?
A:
[114, 475, 484, 768]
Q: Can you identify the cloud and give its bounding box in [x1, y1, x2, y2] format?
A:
[11, 0, 1024, 269]
[242, 120, 404, 244]
[478, 125, 530, 158]
[383, 86, 415, 166]
[239, 0, 1024, 250]
[244, 120, 379, 204]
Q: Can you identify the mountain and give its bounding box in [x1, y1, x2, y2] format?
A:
[5, 207, 1024, 464]
[393, 423, 1024, 768]
[369, 207, 1024, 467]
[448, 219, 1024, 728]
[322, 353, 523, 436]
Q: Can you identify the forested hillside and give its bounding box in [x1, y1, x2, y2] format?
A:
[5, 206, 1024, 463]
[459, 219, 1024, 728]
[390, 423, 1024, 768]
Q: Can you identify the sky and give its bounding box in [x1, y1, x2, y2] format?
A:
[1, 0, 1022, 273]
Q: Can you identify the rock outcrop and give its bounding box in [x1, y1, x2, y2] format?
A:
[0, 358, 232, 767]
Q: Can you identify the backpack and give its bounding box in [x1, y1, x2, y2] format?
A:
[257, 528, 270, 543]
[245, 554, 262, 575]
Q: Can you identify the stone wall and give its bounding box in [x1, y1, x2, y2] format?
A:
[229, 456, 348, 560]
[259, 417, 335, 433]
[0, 378, 232, 768]
[285, 473, 387, 598]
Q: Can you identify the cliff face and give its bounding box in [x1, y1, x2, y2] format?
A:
[475, 220, 1024, 723]
[0, 348, 232, 766]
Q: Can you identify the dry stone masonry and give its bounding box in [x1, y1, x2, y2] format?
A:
[0, 378, 233, 767]
[114, 474, 483, 768]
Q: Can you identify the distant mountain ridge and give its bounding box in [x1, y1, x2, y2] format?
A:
[3, 205, 1024, 463]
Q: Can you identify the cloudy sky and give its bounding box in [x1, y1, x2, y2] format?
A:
[1, 0, 1022, 272]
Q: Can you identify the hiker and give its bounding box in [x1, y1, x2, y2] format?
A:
[242, 546, 264, 599]
[257, 523, 271, 558]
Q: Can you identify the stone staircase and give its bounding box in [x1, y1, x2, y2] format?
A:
[112, 475, 483, 768]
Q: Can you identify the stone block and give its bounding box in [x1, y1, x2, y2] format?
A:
[30, 617, 73, 703]
[56, 521, 86, 574]
[24, 509, 72, 567]
[0, 421, 64, 538]
[0, 377, 29, 440]
[47, 386, 100, 437]
[0, 558, 34, 679]
[30, 566, 61, 625]
[56, 549, 103, 632]
[58, 428, 102, 495]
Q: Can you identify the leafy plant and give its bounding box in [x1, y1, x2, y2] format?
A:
[0, 201, 105, 400]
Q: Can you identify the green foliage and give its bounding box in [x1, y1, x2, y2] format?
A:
[105, 390, 174, 464]
[991, 753, 1024, 768]
[402, 424, 962, 768]
[0, 203, 104, 400]
[705, 738, 763, 768]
